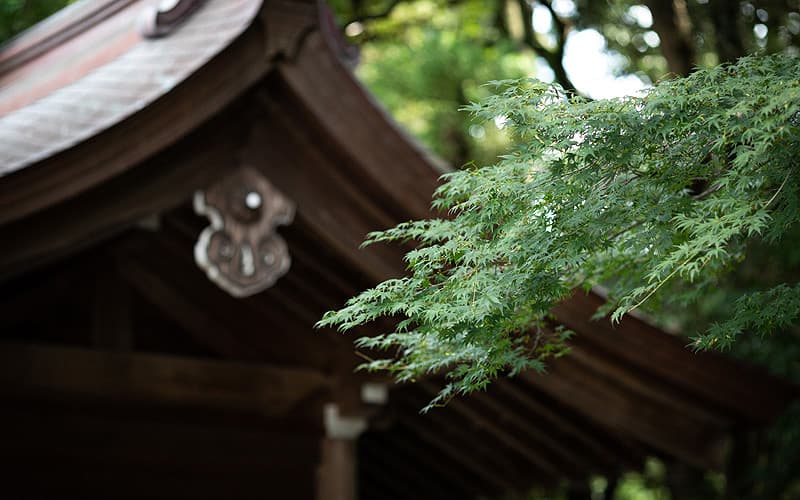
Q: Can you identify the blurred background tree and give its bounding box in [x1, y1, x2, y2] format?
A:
[2, 1, 800, 499]
[328, 0, 800, 167]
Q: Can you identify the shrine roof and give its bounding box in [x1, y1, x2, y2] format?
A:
[0, 0, 262, 178]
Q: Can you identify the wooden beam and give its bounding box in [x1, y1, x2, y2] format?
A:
[0, 342, 330, 417]
[0, 107, 243, 282]
[112, 231, 360, 372]
[493, 379, 640, 471]
[246, 87, 408, 285]
[112, 228, 397, 387]
[92, 265, 133, 351]
[276, 32, 442, 223]
[566, 337, 731, 427]
[393, 392, 523, 493]
[468, 386, 595, 476]
[115, 252, 256, 360]
[418, 382, 560, 477]
[396, 416, 518, 494]
[520, 355, 730, 469]
[553, 291, 798, 424]
[1, 405, 321, 464]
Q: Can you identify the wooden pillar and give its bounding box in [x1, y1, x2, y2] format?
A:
[316, 403, 367, 500]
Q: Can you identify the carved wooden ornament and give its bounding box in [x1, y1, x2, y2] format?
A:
[193, 166, 295, 298]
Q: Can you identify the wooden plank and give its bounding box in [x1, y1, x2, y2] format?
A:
[418, 382, 560, 477]
[394, 391, 531, 492]
[520, 355, 730, 469]
[567, 337, 731, 427]
[493, 379, 640, 471]
[468, 386, 596, 476]
[553, 291, 798, 424]
[0, 342, 331, 416]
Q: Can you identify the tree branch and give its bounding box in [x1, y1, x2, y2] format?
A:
[493, 0, 509, 39]
[537, 0, 577, 94]
[516, 0, 579, 95]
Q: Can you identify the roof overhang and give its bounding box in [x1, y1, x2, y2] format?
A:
[0, 0, 320, 226]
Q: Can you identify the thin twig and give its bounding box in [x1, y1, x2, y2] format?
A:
[692, 183, 722, 200]
[629, 252, 696, 313]
[355, 350, 376, 363]
[764, 171, 790, 208]
[608, 219, 645, 241]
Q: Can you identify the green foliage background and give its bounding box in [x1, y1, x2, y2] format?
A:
[343, 0, 535, 167]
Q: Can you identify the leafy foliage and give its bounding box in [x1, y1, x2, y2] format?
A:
[319, 53, 800, 408]
[349, 0, 535, 167]
[0, 0, 74, 44]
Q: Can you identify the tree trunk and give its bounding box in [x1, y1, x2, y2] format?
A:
[645, 0, 696, 76]
[709, 0, 745, 63]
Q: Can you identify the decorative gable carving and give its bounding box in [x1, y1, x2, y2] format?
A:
[193, 166, 294, 298]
